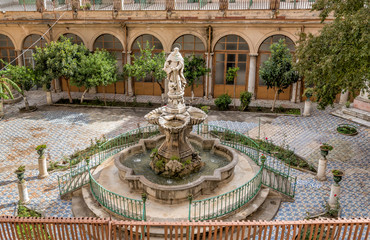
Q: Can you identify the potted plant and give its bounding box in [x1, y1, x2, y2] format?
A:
[320, 143, 333, 158]
[303, 87, 314, 100]
[332, 170, 344, 184]
[260, 154, 266, 165]
[35, 144, 47, 158]
[15, 165, 26, 181]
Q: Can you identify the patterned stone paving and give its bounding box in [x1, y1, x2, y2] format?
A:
[0, 91, 369, 221]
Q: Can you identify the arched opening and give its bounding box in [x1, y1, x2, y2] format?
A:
[172, 34, 206, 97]
[22, 34, 47, 68]
[257, 35, 295, 100]
[131, 34, 164, 96]
[93, 34, 125, 94]
[60, 33, 84, 45]
[213, 35, 250, 98]
[0, 34, 16, 68]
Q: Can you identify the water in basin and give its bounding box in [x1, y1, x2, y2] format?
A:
[121, 143, 230, 185]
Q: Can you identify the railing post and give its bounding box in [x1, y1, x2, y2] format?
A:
[141, 193, 147, 221]
[188, 194, 193, 221]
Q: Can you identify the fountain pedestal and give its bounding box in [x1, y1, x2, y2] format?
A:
[145, 48, 207, 178]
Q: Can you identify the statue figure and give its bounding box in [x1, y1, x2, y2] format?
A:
[163, 47, 186, 95]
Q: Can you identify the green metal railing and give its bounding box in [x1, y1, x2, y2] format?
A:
[58, 123, 297, 221]
[58, 126, 160, 196]
[88, 167, 146, 221]
[189, 166, 263, 221]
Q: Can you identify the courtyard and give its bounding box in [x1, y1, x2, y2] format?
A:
[0, 90, 369, 221]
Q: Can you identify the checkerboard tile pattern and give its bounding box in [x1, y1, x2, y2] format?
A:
[1, 97, 369, 221]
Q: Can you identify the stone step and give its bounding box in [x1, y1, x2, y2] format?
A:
[245, 191, 282, 221]
[71, 189, 96, 218]
[225, 187, 270, 221]
[342, 107, 370, 121]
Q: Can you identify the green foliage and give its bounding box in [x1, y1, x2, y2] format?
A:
[320, 143, 333, 151]
[155, 160, 164, 169]
[151, 148, 158, 155]
[0, 62, 35, 93]
[184, 55, 210, 90]
[201, 105, 210, 114]
[303, 87, 314, 99]
[226, 67, 239, 84]
[296, 0, 369, 109]
[332, 169, 343, 176]
[259, 39, 299, 110]
[124, 42, 166, 93]
[0, 75, 22, 100]
[337, 124, 357, 135]
[185, 159, 191, 165]
[33, 36, 89, 90]
[18, 204, 41, 218]
[345, 101, 350, 108]
[15, 165, 26, 173]
[71, 49, 117, 102]
[36, 144, 47, 156]
[214, 93, 232, 110]
[239, 91, 253, 111]
[170, 156, 180, 161]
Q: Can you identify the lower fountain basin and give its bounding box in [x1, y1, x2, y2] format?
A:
[114, 133, 238, 204]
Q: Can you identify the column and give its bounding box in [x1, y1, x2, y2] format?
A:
[303, 99, 312, 117]
[126, 51, 133, 96]
[339, 90, 349, 105]
[38, 155, 49, 179]
[248, 54, 258, 99]
[207, 53, 214, 98]
[329, 184, 341, 208]
[290, 82, 297, 102]
[315, 158, 327, 181]
[18, 181, 30, 204]
[15, 50, 23, 66]
[297, 80, 302, 102]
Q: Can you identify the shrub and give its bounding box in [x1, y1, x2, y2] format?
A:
[239, 91, 253, 111]
[214, 94, 232, 110]
[201, 105, 210, 114]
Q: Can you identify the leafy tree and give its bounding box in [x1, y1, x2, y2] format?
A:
[183, 55, 210, 101]
[1, 63, 35, 111]
[225, 66, 239, 108]
[259, 39, 299, 111]
[295, 0, 369, 109]
[33, 37, 90, 103]
[71, 49, 118, 104]
[0, 75, 22, 117]
[124, 42, 166, 97]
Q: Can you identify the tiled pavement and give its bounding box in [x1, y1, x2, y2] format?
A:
[0, 90, 369, 220]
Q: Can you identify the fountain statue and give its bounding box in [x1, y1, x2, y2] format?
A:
[144, 48, 207, 178]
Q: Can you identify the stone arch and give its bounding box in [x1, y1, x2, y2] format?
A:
[128, 31, 166, 52]
[91, 31, 125, 51]
[22, 32, 50, 47]
[55, 31, 87, 46]
[255, 30, 297, 53]
[212, 31, 254, 53]
[0, 31, 18, 50]
[170, 32, 207, 52]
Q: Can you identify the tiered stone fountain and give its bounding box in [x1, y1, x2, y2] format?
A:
[145, 47, 207, 178]
[114, 48, 238, 203]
